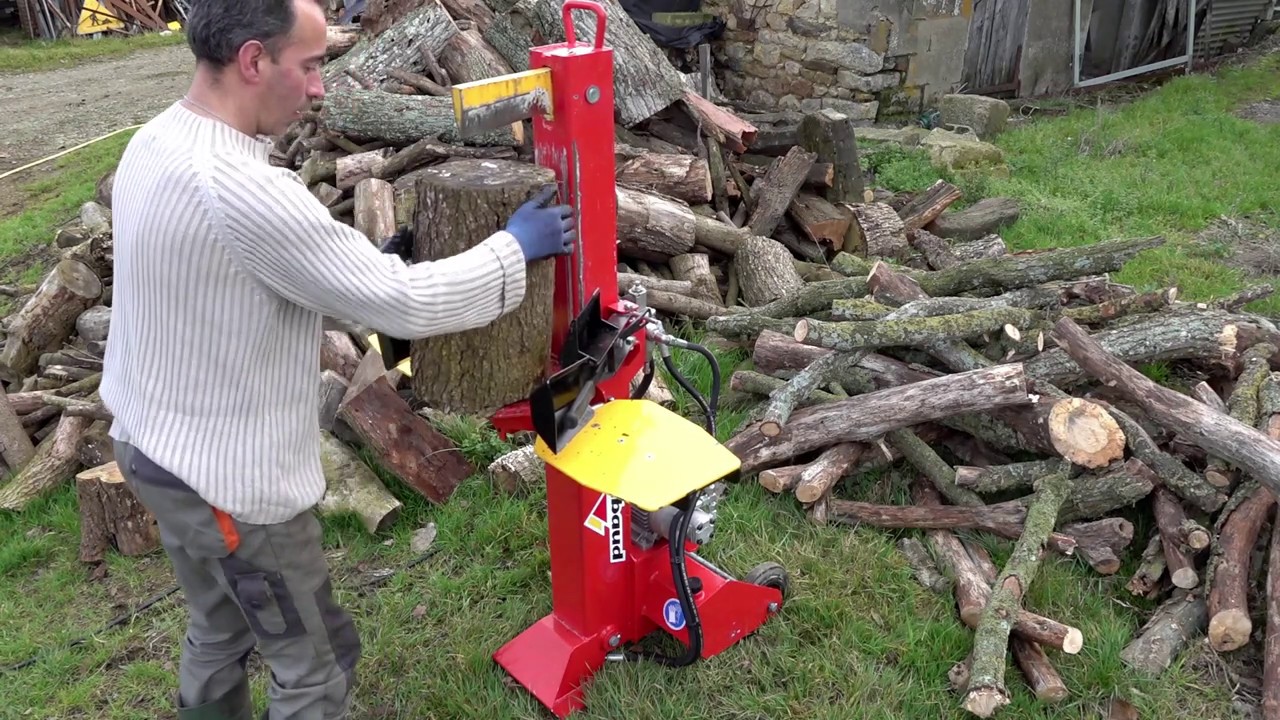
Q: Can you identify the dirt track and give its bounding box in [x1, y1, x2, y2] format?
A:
[0, 44, 193, 203]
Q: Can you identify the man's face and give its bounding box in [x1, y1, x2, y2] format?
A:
[254, 0, 327, 136]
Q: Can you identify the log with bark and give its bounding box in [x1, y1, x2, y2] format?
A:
[75, 461, 160, 563]
[336, 375, 473, 505]
[407, 159, 557, 416]
[317, 430, 404, 535]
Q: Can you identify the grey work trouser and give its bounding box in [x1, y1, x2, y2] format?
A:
[115, 441, 361, 720]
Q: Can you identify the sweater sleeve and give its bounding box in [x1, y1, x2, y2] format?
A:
[205, 160, 527, 340]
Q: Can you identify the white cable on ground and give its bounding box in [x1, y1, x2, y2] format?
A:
[0, 124, 143, 183]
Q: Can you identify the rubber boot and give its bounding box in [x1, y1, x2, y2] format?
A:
[175, 678, 254, 720]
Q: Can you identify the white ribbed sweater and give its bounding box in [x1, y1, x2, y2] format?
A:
[102, 103, 527, 524]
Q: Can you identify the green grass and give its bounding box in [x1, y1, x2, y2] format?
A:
[864, 51, 1280, 317]
[0, 28, 185, 73]
[0, 128, 136, 292]
[4, 47, 1280, 720]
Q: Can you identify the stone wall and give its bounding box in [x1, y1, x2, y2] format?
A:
[701, 0, 975, 122]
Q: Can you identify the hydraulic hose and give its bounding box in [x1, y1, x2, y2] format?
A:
[622, 494, 703, 667]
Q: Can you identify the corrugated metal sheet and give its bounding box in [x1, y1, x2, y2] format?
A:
[1198, 0, 1272, 54]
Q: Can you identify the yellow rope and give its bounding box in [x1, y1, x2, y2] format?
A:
[0, 124, 143, 183]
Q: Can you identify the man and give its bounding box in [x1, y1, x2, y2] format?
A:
[102, 1, 574, 718]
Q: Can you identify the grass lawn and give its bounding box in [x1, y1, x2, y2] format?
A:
[2, 45, 1280, 720]
[0, 28, 185, 73]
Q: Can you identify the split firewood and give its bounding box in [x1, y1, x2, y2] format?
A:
[745, 146, 817, 238]
[317, 430, 404, 535]
[849, 202, 909, 261]
[488, 445, 545, 495]
[520, 0, 687, 126]
[680, 89, 757, 154]
[897, 179, 963, 232]
[787, 192, 850, 247]
[75, 461, 159, 563]
[337, 375, 473, 505]
[796, 108, 864, 211]
[354, 177, 397, 243]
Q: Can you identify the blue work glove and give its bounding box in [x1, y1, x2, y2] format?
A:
[505, 185, 576, 262]
[378, 225, 414, 262]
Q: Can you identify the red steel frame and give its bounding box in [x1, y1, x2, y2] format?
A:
[484, 3, 782, 717]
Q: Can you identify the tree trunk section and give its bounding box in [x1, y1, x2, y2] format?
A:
[616, 186, 697, 261]
[326, 24, 361, 58]
[735, 235, 805, 307]
[408, 159, 556, 416]
[317, 430, 403, 535]
[488, 445, 545, 495]
[668, 253, 722, 305]
[320, 88, 518, 146]
[75, 461, 160, 563]
[0, 258, 102, 383]
[616, 151, 712, 205]
[0, 385, 35, 470]
[76, 305, 111, 343]
[337, 375, 473, 504]
[322, 0, 459, 89]
[850, 202, 908, 261]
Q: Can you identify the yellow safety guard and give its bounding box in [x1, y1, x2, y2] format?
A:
[535, 399, 740, 511]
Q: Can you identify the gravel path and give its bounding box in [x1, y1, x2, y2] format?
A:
[0, 45, 194, 213]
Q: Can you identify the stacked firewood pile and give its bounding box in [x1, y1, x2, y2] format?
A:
[1, 0, 1280, 717]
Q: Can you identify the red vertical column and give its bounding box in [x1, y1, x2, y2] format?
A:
[530, 34, 619, 362]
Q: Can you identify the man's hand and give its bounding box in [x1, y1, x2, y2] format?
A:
[505, 185, 576, 262]
[378, 226, 414, 262]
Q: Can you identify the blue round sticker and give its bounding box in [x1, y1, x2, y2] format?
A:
[662, 598, 685, 631]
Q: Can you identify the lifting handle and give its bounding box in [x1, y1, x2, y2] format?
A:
[562, 0, 607, 50]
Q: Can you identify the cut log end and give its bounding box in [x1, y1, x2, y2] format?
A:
[961, 687, 1009, 718]
[1061, 627, 1084, 655]
[1171, 566, 1200, 589]
[1209, 608, 1252, 653]
[1047, 398, 1125, 468]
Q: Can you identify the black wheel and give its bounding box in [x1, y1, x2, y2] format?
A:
[743, 561, 790, 603]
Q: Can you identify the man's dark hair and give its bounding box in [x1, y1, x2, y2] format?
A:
[185, 0, 306, 67]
